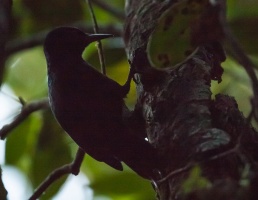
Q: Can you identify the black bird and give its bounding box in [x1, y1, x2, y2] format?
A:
[44, 27, 158, 179]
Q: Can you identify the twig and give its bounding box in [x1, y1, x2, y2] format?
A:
[29, 148, 85, 200]
[0, 98, 49, 140]
[92, 0, 124, 20]
[86, 0, 108, 74]
[157, 142, 240, 184]
[156, 162, 194, 184]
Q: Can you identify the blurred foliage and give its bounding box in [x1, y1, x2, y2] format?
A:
[30, 110, 72, 200]
[4, 47, 47, 100]
[227, 0, 258, 55]
[227, 0, 258, 20]
[5, 113, 42, 170]
[211, 58, 252, 117]
[1, 0, 258, 199]
[82, 156, 155, 200]
[181, 165, 211, 194]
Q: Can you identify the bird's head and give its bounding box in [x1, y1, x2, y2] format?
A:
[44, 27, 113, 63]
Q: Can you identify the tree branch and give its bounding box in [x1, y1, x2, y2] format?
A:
[157, 139, 240, 184]
[0, 0, 12, 85]
[0, 98, 49, 140]
[29, 148, 85, 200]
[86, 0, 107, 74]
[5, 23, 122, 56]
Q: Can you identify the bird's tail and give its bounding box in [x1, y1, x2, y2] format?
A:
[115, 133, 160, 179]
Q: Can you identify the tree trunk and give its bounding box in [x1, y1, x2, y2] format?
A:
[0, 1, 11, 199]
[0, 0, 11, 85]
[123, 0, 258, 199]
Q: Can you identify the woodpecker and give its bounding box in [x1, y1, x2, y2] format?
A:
[44, 27, 158, 179]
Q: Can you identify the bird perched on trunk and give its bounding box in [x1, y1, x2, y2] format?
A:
[44, 27, 158, 179]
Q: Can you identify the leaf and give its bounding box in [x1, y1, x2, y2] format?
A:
[83, 46, 136, 107]
[211, 58, 252, 117]
[147, 0, 223, 68]
[5, 112, 42, 170]
[91, 170, 155, 200]
[5, 47, 47, 100]
[181, 165, 211, 194]
[82, 156, 155, 200]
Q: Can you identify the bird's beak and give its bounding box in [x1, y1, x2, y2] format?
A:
[88, 34, 114, 42]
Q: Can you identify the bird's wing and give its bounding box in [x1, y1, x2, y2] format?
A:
[80, 61, 126, 97]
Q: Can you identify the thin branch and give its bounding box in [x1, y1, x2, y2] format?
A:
[86, 0, 108, 75]
[6, 29, 49, 56]
[86, 1, 100, 35]
[156, 162, 194, 184]
[92, 0, 124, 20]
[5, 23, 122, 56]
[157, 141, 240, 184]
[0, 98, 49, 140]
[29, 148, 85, 200]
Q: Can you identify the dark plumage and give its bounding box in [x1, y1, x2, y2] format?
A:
[44, 27, 158, 179]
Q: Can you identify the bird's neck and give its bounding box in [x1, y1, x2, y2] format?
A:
[47, 54, 83, 71]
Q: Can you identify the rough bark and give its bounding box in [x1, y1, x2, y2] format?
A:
[124, 0, 258, 199]
[0, 0, 12, 85]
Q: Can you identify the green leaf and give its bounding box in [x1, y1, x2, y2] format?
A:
[147, 0, 207, 68]
[83, 46, 136, 107]
[91, 171, 155, 200]
[147, 0, 223, 68]
[83, 44, 127, 72]
[4, 47, 47, 100]
[5, 112, 42, 171]
[106, 60, 137, 108]
[211, 57, 252, 117]
[181, 165, 211, 194]
[81, 156, 155, 200]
